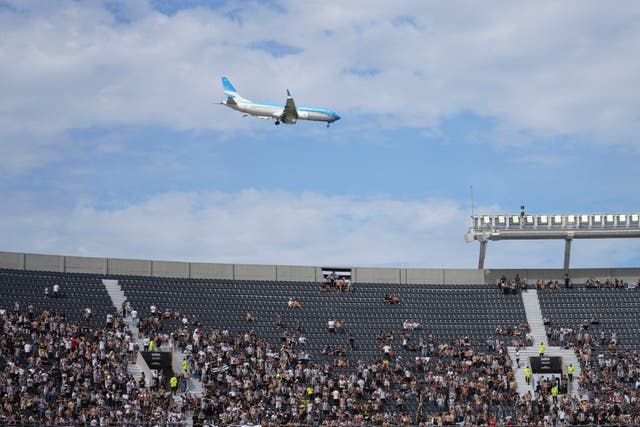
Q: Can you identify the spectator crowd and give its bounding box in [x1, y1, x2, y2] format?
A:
[2, 273, 640, 426]
[0, 307, 188, 426]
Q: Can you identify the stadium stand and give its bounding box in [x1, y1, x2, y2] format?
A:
[538, 284, 640, 352]
[0, 268, 116, 323]
[118, 277, 528, 362]
[2, 265, 640, 426]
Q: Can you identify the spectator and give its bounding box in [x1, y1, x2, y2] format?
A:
[384, 293, 400, 304]
[131, 307, 138, 327]
[83, 306, 92, 322]
[106, 312, 114, 328]
[326, 271, 338, 286]
[52, 283, 60, 298]
[564, 273, 573, 289]
[288, 297, 302, 308]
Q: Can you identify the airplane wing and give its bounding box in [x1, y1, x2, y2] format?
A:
[282, 89, 298, 123]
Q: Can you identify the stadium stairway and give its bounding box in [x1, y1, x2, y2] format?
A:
[509, 289, 581, 396]
[103, 278, 127, 312]
[121, 312, 148, 387]
[171, 345, 204, 397]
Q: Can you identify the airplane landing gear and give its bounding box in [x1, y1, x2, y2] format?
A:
[326, 123, 330, 128]
[275, 120, 280, 126]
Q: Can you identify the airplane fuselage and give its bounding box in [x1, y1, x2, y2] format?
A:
[225, 100, 340, 124]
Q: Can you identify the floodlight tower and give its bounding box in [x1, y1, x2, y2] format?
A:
[464, 213, 640, 270]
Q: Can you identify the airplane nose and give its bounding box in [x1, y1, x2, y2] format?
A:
[333, 114, 341, 121]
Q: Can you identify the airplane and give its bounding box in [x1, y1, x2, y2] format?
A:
[220, 76, 340, 127]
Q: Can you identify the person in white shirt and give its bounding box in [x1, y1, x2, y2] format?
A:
[53, 284, 60, 298]
[327, 320, 336, 334]
[106, 313, 114, 328]
[130, 309, 138, 327]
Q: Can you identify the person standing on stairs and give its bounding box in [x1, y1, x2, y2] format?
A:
[567, 363, 574, 383]
[515, 348, 521, 368]
[170, 375, 178, 395]
[131, 308, 138, 327]
[538, 342, 545, 357]
[524, 366, 532, 385]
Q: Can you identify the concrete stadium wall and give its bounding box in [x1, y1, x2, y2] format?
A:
[152, 260, 189, 278]
[406, 268, 444, 284]
[190, 262, 234, 280]
[234, 264, 276, 281]
[66, 256, 107, 274]
[107, 258, 152, 276]
[0, 251, 24, 269]
[2, 251, 639, 285]
[276, 265, 316, 282]
[354, 267, 402, 284]
[443, 269, 485, 285]
[25, 253, 64, 272]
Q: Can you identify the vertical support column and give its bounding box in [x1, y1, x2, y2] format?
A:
[478, 240, 487, 269]
[563, 236, 573, 272]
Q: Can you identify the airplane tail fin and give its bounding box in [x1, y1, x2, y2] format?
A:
[221, 76, 250, 102]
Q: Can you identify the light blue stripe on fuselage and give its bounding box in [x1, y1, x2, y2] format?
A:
[235, 100, 340, 122]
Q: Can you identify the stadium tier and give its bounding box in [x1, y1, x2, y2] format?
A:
[538, 285, 640, 352]
[0, 268, 116, 323]
[118, 276, 527, 361]
[2, 265, 640, 426]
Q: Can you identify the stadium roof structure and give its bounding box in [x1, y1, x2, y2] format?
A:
[465, 213, 640, 270]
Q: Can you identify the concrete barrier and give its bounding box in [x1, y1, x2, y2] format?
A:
[65, 256, 107, 274]
[107, 258, 152, 276]
[609, 268, 640, 284]
[25, 253, 64, 272]
[443, 269, 485, 285]
[1, 250, 639, 286]
[234, 264, 276, 281]
[354, 267, 401, 284]
[406, 268, 444, 284]
[190, 262, 234, 280]
[152, 260, 189, 278]
[0, 251, 24, 269]
[276, 265, 316, 282]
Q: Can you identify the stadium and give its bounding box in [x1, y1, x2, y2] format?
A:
[2, 247, 639, 426]
[4, 2, 640, 427]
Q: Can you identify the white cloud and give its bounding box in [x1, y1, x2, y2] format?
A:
[2, 188, 639, 269]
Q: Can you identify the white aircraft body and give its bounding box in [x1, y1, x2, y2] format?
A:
[220, 76, 340, 127]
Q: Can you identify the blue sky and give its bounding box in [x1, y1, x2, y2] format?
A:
[2, 0, 640, 269]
